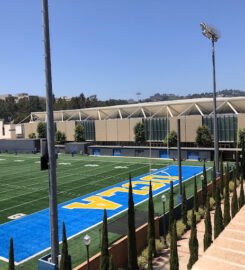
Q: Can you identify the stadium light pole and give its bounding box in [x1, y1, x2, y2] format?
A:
[200, 22, 220, 173]
[161, 194, 167, 248]
[42, 0, 59, 265]
[83, 234, 91, 270]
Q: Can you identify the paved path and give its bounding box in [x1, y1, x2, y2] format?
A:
[192, 205, 245, 270]
[153, 184, 245, 270]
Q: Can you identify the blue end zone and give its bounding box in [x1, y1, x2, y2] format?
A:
[0, 165, 203, 263]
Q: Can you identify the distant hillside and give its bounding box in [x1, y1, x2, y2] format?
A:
[143, 89, 245, 102]
[1, 89, 244, 123]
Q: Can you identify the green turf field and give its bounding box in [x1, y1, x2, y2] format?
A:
[0, 153, 212, 270]
[0, 153, 173, 223]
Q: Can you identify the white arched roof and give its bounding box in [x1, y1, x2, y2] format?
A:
[30, 96, 245, 122]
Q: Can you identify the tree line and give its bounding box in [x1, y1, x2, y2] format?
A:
[1, 89, 244, 124]
[0, 94, 128, 124]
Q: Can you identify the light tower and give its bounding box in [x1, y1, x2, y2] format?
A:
[200, 22, 220, 172]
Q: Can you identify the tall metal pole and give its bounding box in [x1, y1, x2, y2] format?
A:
[212, 38, 219, 172]
[42, 0, 59, 265]
[200, 22, 220, 173]
[177, 119, 182, 196]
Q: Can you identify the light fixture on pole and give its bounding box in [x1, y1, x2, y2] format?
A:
[161, 194, 167, 248]
[83, 234, 91, 270]
[200, 22, 220, 173]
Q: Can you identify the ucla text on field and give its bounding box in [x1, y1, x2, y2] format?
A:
[0, 165, 203, 263]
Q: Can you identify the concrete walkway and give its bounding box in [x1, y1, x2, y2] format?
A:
[192, 205, 245, 270]
[153, 184, 245, 270]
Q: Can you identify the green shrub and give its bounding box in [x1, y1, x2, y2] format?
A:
[155, 239, 164, 254]
[176, 220, 186, 239]
[138, 255, 147, 270]
[209, 197, 216, 210]
[198, 207, 205, 219]
[141, 247, 148, 260]
[229, 180, 240, 192]
[137, 247, 148, 270]
[187, 210, 201, 227]
[229, 181, 235, 192]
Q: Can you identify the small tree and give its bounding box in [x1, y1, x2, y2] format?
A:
[8, 238, 15, 270]
[212, 162, 217, 199]
[194, 176, 198, 213]
[223, 167, 231, 227]
[239, 177, 244, 209]
[28, 132, 36, 139]
[202, 163, 208, 206]
[241, 137, 245, 180]
[203, 195, 212, 251]
[100, 209, 109, 270]
[181, 184, 188, 228]
[238, 128, 245, 146]
[148, 182, 156, 270]
[169, 181, 174, 233]
[56, 131, 66, 144]
[164, 130, 177, 147]
[220, 155, 224, 197]
[231, 179, 238, 218]
[187, 210, 198, 270]
[169, 220, 179, 270]
[37, 122, 47, 139]
[127, 174, 138, 270]
[60, 222, 69, 270]
[74, 123, 85, 142]
[214, 188, 224, 239]
[195, 125, 212, 147]
[134, 122, 145, 145]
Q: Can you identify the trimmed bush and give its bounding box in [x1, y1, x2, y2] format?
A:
[176, 220, 186, 239]
[209, 197, 216, 210]
[198, 207, 205, 219]
[187, 210, 201, 227]
[155, 239, 164, 254]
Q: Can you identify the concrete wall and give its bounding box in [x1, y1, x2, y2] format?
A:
[169, 116, 202, 142]
[0, 139, 40, 153]
[0, 122, 16, 139]
[88, 146, 212, 161]
[56, 121, 76, 141]
[237, 114, 245, 131]
[23, 122, 39, 138]
[95, 118, 142, 142]
[74, 218, 160, 270]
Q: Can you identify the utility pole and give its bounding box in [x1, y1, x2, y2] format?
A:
[200, 22, 220, 172]
[42, 0, 59, 265]
[177, 119, 182, 197]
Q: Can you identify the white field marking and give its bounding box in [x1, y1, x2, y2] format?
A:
[9, 166, 209, 265]
[59, 156, 167, 165]
[0, 159, 6, 161]
[114, 166, 128, 169]
[14, 160, 24, 162]
[35, 161, 40, 164]
[8, 213, 26, 220]
[0, 159, 139, 201]
[0, 158, 122, 197]
[0, 161, 148, 202]
[0, 163, 149, 208]
[84, 164, 99, 167]
[0, 154, 39, 159]
[58, 162, 71, 165]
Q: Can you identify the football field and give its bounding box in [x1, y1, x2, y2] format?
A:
[0, 153, 211, 269]
[0, 153, 167, 224]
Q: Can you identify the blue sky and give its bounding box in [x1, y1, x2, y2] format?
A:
[0, 0, 244, 100]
